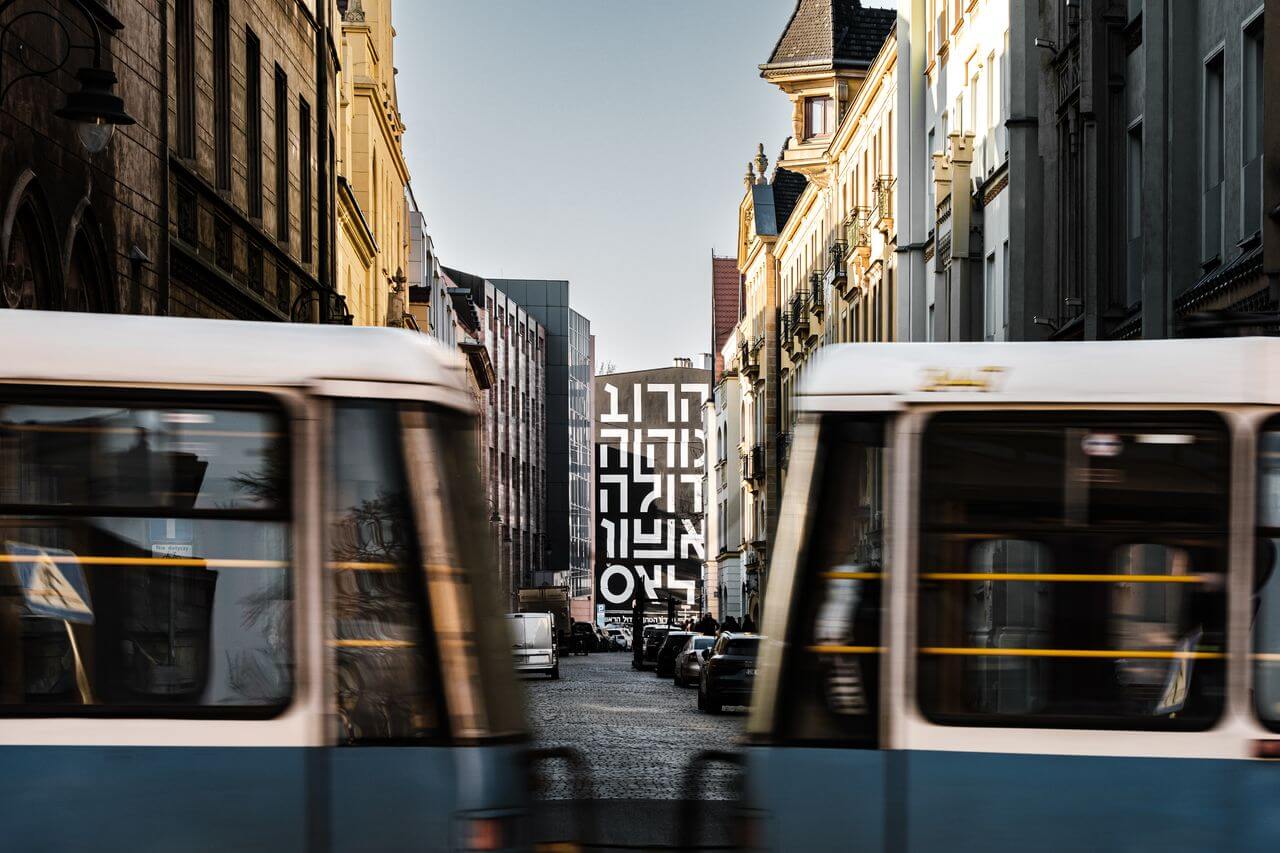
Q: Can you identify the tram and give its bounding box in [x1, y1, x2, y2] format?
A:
[0, 311, 528, 851]
[745, 340, 1280, 852]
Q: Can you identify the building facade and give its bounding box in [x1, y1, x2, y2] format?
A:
[1034, 0, 1270, 338]
[446, 267, 547, 611]
[595, 364, 712, 624]
[488, 279, 594, 615]
[705, 329, 744, 621]
[336, 0, 409, 327]
[2, 0, 346, 322]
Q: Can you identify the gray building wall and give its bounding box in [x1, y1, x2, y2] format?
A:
[1036, 0, 1268, 339]
[489, 279, 593, 595]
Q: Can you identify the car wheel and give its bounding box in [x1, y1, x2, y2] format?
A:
[706, 692, 722, 714]
[550, 663, 560, 680]
[674, 669, 684, 687]
[696, 686, 706, 711]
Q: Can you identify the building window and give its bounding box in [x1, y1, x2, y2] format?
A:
[1127, 122, 1144, 306]
[300, 99, 312, 263]
[175, 0, 195, 158]
[274, 65, 290, 243]
[1242, 16, 1265, 238]
[983, 253, 996, 341]
[1202, 51, 1225, 263]
[246, 28, 263, 218]
[213, 0, 231, 189]
[804, 96, 835, 140]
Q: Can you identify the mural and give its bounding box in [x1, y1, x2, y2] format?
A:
[594, 369, 711, 621]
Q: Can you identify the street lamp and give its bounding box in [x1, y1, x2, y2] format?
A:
[1, 0, 136, 154]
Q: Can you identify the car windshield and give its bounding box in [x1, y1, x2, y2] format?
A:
[690, 637, 714, 651]
[725, 638, 760, 657]
[662, 634, 690, 650]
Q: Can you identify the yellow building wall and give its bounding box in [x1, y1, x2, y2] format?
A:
[335, 0, 411, 327]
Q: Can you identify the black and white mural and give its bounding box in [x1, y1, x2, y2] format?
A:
[594, 367, 711, 620]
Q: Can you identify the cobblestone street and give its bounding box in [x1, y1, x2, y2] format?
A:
[523, 650, 746, 801]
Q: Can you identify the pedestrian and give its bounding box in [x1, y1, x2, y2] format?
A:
[723, 616, 740, 633]
[695, 611, 717, 635]
[742, 613, 757, 633]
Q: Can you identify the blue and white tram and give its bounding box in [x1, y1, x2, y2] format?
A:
[745, 340, 1280, 852]
[0, 311, 528, 851]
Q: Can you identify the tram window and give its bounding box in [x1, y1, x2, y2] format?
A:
[0, 393, 292, 716]
[918, 412, 1228, 731]
[1255, 425, 1280, 730]
[776, 415, 885, 747]
[330, 401, 442, 744]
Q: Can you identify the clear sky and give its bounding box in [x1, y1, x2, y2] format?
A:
[392, 1, 892, 372]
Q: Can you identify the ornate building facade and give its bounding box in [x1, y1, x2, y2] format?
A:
[2, 0, 346, 322]
[336, 0, 410, 327]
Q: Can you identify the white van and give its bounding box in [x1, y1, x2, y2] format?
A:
[506, 612, 559, 679]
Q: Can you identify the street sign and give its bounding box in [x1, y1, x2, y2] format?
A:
[6, 542, 94, 624]
[596, 604, 606, 627]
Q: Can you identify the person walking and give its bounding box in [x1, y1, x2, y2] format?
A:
[741, 613, 757, 633]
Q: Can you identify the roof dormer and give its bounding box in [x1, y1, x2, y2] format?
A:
[760, 0, 895, 181]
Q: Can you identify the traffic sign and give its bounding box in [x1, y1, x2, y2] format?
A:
[6, 542, 94, 624]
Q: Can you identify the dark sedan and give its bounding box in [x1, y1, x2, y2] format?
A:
[637, 626, 669, 670]
[697, 633, 760, 714]
[655, 631, 695, 678]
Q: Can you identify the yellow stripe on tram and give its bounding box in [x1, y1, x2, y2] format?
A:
[807, 645, 883, 655]
[919, 647, 1225, 660]
[921, 572, 1205, 584]
[1253, 653, 1280, 662]
[328, 561, 398, 572]
[332, 639, 417, 649]
[0, 554, 287, 569]
[820, 571, 884, 581]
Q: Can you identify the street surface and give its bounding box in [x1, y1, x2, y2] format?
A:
[522, 650, 745, 850]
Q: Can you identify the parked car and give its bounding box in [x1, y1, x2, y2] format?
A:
[638, 627, 670, 670]
[673, 635, 716, 686]
[506, 612, 559, 679]
[655, 631, 695, 678]
[606, 626, 631, 651]
[698, 633, 760, 713]
[569, 621, 595, 655]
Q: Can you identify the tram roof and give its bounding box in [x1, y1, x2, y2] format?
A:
[798, 339, 1280, 409]
[0, 310, 469, 396]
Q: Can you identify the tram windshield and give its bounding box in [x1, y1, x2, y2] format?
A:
[917, 411, 1229, 731]
[0, 392, 292, 715]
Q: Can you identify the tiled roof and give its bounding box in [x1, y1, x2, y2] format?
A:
[764, 0, 895, 71]
[711, 256, 741, 381]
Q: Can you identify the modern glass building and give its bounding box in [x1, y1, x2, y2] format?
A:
[489, 280, 594, 615]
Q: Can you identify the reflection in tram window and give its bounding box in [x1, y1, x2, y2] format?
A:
[1255, 428, 1280, 729]
[918, 412, 1228, 730]
[775, 416, 884, 746]
[330, 401, 441, 743]
[0, 396, 292, 713]
[964, 540, 1051, 716]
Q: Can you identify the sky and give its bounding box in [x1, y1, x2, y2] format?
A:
[392, 1, 893, 372]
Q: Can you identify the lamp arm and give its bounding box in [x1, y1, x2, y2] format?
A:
[0, 0, 105, 108]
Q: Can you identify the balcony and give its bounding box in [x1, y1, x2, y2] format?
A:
[875, 176, 896, 233]
[740, 336, 759, 380]
[789, 290, 810, 340]
[825, 241, 848, 293]
[808, 271, 825, 318]
[741, 443, 766, 487]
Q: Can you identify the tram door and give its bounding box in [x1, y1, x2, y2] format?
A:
[760, 416, 891, 852]
[325, 401, 459, 849]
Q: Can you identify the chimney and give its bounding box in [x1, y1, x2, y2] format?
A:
[674, 357, 693, 369]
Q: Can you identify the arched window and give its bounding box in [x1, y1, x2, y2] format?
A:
[3, 198, 55, 310]
[65, 223, 112, 313]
